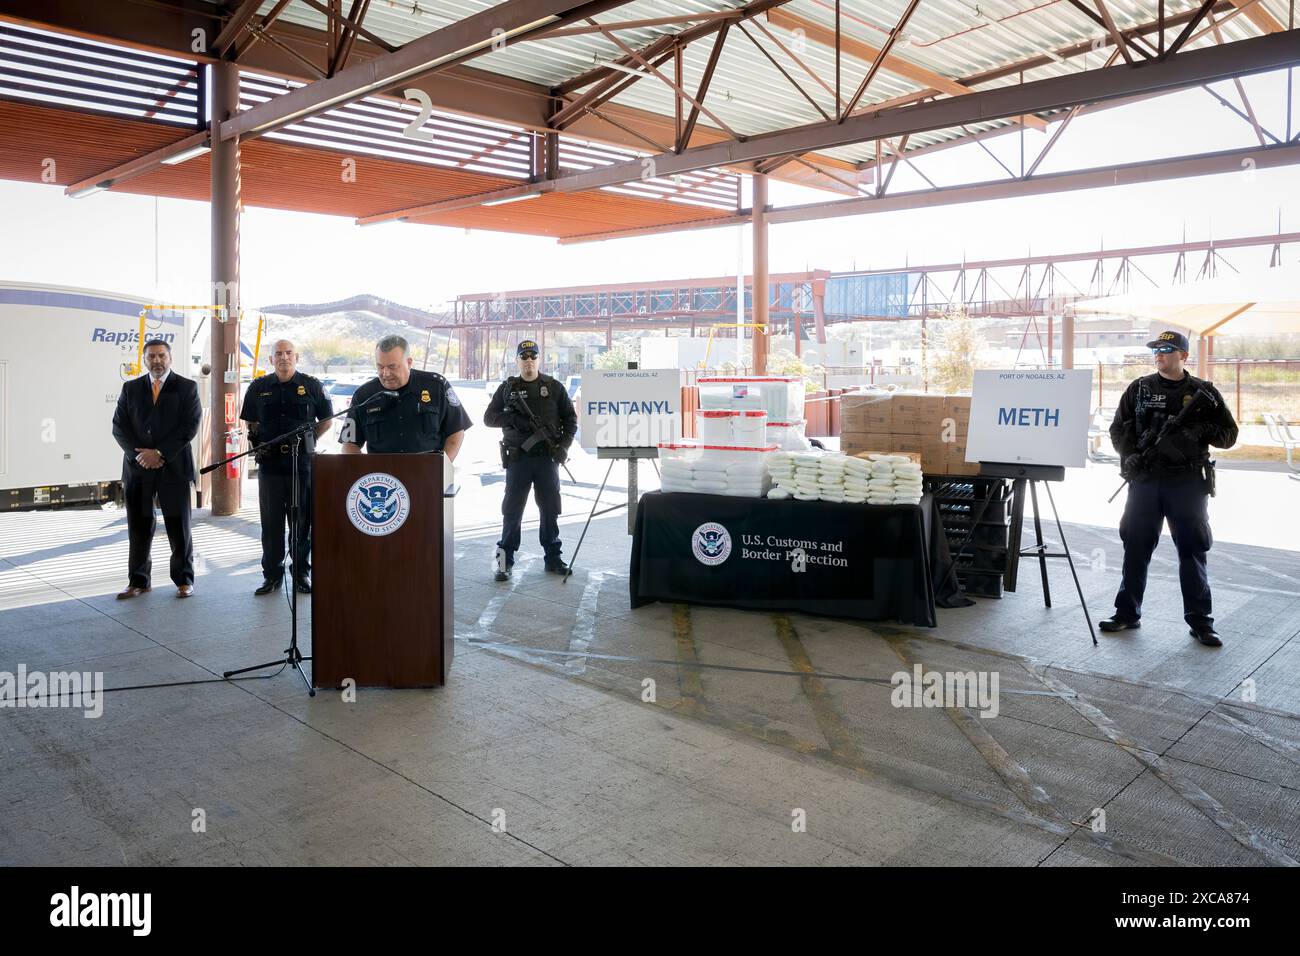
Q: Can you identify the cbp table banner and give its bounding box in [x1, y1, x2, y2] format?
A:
[629, 492, 969, 625]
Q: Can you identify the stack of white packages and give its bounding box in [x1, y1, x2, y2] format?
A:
[766, 451, 816, 500]
[767, 451, 923, 505]
[840, 455, 872, 502]
[763, 451, 858, 502]
[860, 454, 924, 504]
[661, 453, 771, 497]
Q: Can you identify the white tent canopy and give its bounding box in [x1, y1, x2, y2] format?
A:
[1073, 264, 1300, 337]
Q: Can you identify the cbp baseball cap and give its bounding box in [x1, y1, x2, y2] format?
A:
[517, 340, 539, 358]
[1146, 330, 1190, 352]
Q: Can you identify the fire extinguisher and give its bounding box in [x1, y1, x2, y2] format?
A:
[225, 431, 241, 480]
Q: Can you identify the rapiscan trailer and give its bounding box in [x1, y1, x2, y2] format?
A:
[0, 282, 206, 510]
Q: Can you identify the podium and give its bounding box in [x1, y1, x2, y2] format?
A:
[312, 452, 455, 688]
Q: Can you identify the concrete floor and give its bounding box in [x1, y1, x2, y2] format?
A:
[2, 479, 1299, 866]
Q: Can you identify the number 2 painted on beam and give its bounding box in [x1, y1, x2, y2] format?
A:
[403, 88, 434, 142]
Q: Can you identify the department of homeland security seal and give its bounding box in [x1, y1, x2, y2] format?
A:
[346, 473, 411, 536]
[692, 522, 731, 566]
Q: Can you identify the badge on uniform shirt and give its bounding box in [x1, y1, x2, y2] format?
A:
[540, 385, 549, 397]
[297, 385, 306, 396]
[1183, 394, 1192, 406]
[421, 389, 431, 403]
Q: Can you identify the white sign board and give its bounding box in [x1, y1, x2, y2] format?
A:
[965, 369, 1093, 468]
[579, 369, 680, 450]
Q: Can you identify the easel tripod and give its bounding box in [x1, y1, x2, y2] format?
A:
[564, 447, 657, 583]
[943, 462, 1097, 646]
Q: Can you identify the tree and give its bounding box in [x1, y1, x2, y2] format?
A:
[929, 308, 985, 394]
[594, 339, 640, 370]
[766, 348, 823, 392]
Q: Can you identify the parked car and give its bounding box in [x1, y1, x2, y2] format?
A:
[329, 380, 363, 407]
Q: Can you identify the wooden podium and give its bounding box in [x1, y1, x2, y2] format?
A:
[311, 452, 455, 688]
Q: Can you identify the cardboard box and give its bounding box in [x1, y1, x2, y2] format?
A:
[946, 440, 979, 476]
[944, 395, 972, 426]
[840, 431, 891, 455]
[844, 404, 892, 432]
[919, 438, 948, 471]
[850, 450, 922, 465]
[890, 394, 947, 435]
[840, 391, 892, 410]
[889, 435, 923, 455]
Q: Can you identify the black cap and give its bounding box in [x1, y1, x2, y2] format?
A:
[1146, 330, 1190, 352]
[517, 340, 539, 358]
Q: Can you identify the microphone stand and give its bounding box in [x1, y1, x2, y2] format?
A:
[204, 389, 391, 696]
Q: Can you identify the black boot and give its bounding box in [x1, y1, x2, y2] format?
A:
[254, 578, 283, 596]
[544, 557, 569, 575]
[494, 547, 512, 583]
[1189, 624, 1223, 647]
[1098, 616, 1140, 632]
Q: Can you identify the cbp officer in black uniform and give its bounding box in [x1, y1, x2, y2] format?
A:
[341, 334, 471, 460]
[483, 340, 578, 581]
[1103, 330, 1238, 646]
[240, 339, 333, 595]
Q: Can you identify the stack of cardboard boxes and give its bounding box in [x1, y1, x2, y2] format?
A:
[840, 391, 977, 475]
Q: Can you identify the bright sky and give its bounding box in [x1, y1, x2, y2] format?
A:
[2, 67, 1298, 311]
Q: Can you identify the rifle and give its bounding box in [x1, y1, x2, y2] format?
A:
[1108, 384, 1218, 503]
[505, 378, 577, 483]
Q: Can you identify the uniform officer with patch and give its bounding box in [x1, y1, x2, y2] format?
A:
[1103, 330, 1238, 646]
[240, 338, 333, 595]
[483, 340, 577, 581]
[341, 334, 471, 459]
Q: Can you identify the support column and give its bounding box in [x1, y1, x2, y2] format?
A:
[752, 173, 769, 376]
[210, 61, 242, 517]
[1061, 309, 1075, 370]
[811, 270, 828, 344]
[1197, 334, 1210, 379]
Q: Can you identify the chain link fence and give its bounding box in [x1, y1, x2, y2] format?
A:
[1094, 360, 1300, 424]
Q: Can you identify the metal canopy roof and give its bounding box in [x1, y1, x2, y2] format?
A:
[258, 0, 1284, 164]
[0, 0, 1296, 237]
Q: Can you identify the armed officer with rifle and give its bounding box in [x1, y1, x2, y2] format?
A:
[1103, 330, 1238, 646]
[484, 340, 578, 582]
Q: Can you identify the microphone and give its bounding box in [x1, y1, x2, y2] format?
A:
[360, 389, 401, 407]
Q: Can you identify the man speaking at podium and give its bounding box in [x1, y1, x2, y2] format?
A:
[341, 335, 471, 458]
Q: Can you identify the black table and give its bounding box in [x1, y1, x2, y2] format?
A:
[629, 491, 971, 626]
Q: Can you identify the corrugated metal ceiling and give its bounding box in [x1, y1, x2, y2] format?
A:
[261, 0, 1280, 167]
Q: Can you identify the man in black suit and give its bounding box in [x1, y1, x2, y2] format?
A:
[111, 338, 203, 599]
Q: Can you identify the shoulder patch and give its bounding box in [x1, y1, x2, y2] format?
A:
[446, 386, 461, 407]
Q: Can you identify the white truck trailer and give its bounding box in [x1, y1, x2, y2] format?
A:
[0, 282, 203, 509]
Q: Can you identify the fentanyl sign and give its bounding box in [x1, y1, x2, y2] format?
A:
[965, 369, 1093, 468]
[579, 369, 680, 449]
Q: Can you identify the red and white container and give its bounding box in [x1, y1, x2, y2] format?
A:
[696, 376, 804, 422]
[696, 409, 738, 443]
[765, 419, 810, 451]
[733, 409, 768, 444]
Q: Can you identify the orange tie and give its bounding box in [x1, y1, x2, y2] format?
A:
[151, 377, 161, 404]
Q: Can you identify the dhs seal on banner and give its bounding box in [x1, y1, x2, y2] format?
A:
[346, 473, 412, 536]
[692, 522, 731, 566]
